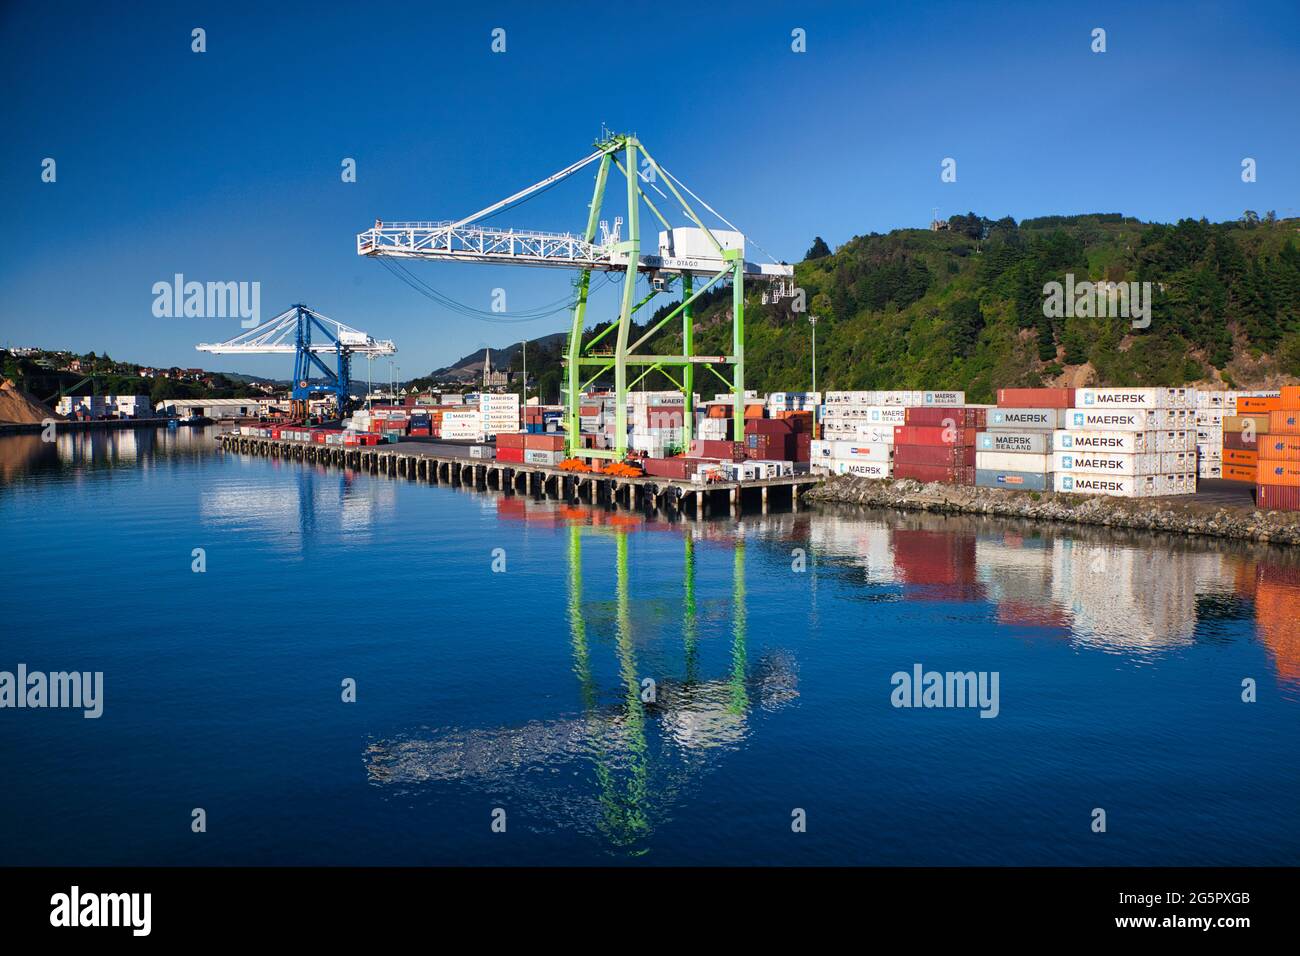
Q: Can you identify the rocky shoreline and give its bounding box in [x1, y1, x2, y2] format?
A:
[805, 475, 1300, 546]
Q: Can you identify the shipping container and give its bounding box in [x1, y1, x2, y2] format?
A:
[1223, 414, 1271, 434]
[1223, 448, 1259, 466]
[689, 439, 746, 461]
[997, 387, 1076, 408]
[496, 447, 526, 463]
[1053, 472, 1161, 497]
[975, 469, 1052, 492]
[987, 408, 1065, 430]
[893, 425, 975, 446]
[1053, 451, 1161, 476]
[1257, 482, 1300, 510]
[894, 462, 975, 484]
[810, 440, 891, 462]
[1257, 436, 1300, 461]
[894, 443, 977, 467]
[976, 451, 1052, 474]
[522, 448, 564, 466]
[1052, 430, 1153, 453]
[1076, 387, 1189, 409]
[1223, 431, 1261, 450]
[921, 390, 966, 406]
[904, 406, 987, 427]
[524, 433, 566, 452]
[1268, 410, 1300, 436]
[1065, 408, 1162, 432]
[1222, 463, 1256, 483]
[977, 431, 1050, 454]
[1256, 460, 1300, 486]
[1237, 396, 1282, 413]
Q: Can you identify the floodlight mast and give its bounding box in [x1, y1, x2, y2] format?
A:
[356, 133, 793, 459]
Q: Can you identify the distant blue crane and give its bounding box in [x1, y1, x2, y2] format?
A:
[197, 304, 396, 416]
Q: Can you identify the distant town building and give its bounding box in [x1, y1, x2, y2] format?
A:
[56, 394, 153, 420]
[154, 397, 283, 419]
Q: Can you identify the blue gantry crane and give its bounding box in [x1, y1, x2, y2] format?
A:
[197, 304, 396, 417]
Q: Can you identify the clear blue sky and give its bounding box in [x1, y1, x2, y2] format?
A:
[2, 1, 1297, 380]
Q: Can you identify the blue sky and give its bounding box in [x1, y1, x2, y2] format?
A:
[2, 1, 1297, 379]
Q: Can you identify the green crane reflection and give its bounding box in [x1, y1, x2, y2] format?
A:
[363, 507, 798, 855]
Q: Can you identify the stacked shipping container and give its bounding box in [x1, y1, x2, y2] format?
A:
[976, 406, 1064, 491]
[1258, 386, 1300, 510]
[1051, 388, 1196, 497]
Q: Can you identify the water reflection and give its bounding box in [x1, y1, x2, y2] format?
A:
[365, 505, 800, 853]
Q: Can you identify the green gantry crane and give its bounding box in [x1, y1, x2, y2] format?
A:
[356, 132, 794, 460]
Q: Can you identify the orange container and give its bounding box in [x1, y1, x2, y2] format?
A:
[1222, 463, 1257, 483]
[1257, 460, 1300, 486]
[1223, 448, 1258, 466]
[1258, 436, 1300, 462]
[1224, 414, 1271, 434]
[1268, 410, 1300, 436]
[1236, 396, 1281, 413]
[743, 403, 765, 419]
[1280, 385, 1300, 407]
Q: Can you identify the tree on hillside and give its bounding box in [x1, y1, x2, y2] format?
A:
[804, 236, 831, 260]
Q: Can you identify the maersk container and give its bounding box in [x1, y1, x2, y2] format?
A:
[1053, 451, 1160, 476]
[1065, 408, 1161, 432]
[1160, 451, 1196, 472]
[975, 469, 1052, 492]
[977, 431, 1049, 454]
[1054, 472, 1161, 497]
[976, 451, 1052, 474]
[921, 390, 966, 406]
[829, 459, 892, 478]
[987, 408, 1064, 430]
[864, 406, 908, 424]
[1077, 387, 1187, 409]
[522, 448, 562, 466]
[1054, 430, 1150, 453]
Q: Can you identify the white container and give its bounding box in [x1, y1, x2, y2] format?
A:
[1054, 472, 1162, 497]
[815, 440, 891, 462]
[523, 448, 563, 466]
[921, 390, 965, 406]
[977, 451, 1052, 474]
[1053, 450, 1162, 475]
[1076, 387, 1189, 409]
[988, 408, 1065, 430]
[816, 459, 892, 478]
[977, 431, 1050, 454]
[1065, 408, 1163, 432]
[1052, 429, 1155, 453]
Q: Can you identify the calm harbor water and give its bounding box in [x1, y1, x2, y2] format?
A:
[1, 426, 1298, 866]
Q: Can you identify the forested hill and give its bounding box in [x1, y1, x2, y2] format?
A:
[475, 212, 1300, 405]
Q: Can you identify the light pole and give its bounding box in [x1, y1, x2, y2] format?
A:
[521, 338, 527, 406]
[809, 314, 818, 394]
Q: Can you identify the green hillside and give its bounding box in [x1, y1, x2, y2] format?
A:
[508, 212, 1300, 404]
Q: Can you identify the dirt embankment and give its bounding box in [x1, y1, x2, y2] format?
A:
[0, 379, 63, 424]
[805, 475, 1300, 546]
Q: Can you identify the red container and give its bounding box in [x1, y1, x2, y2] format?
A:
[691, 439, 745, 461]
[893, 462, 976, 484]
[496, 447, 526, 463]
[892, 425, 975, 446]
[997, 387, 1076, 408]
[524, 433, 566, 451]
[1257, 483, 1300, 511]
[904, 407, 988, 428]
[893, 443, 977, 467]
[642, 456, 704, 480]
[497, 433, 527, 450]
[409, 427, 431, 437]
[746, 418, 793, 437]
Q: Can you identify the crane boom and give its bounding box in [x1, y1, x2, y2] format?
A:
[358, 132, 793, 459]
